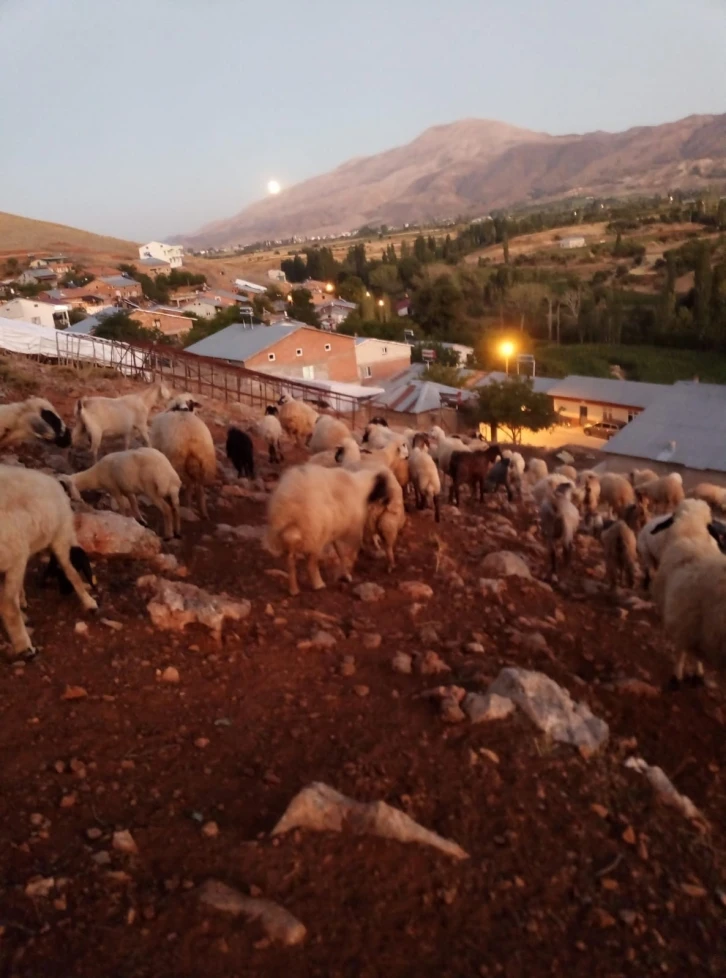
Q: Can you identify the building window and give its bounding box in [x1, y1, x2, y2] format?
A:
[153, 319, 161, 329]
[363, 366, 372, 378]
[302, 365, 315, 380]
[296, 348, 303, 357]
[324, 343, 331, 352]
[382, 346, 388, 355]
[268, 353, 276, 362]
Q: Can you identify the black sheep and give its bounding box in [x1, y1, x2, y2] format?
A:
[226, 426, 255, 479]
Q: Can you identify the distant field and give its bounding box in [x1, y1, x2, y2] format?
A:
[533, 343, 726, 384]
[0, 211, 137, 260]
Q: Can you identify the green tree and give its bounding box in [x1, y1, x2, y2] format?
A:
[4, 257, 20, 277]
[502, 227, 510, 265]
[694, 243, 712, 340]
[411, 342, 459, 366]
[508, 282, 548, 332]
[413, 235, 428, 263]
[467, 377, 556, 444]
[718, 198, 726, 230]
[369, 263, 401, 295]
[94, 311, 160, 343]
[337, 275, 366, 304]
[288, 288, 319, 326]
[709, 262, 726, 348]
[410, 274, 463, 336]
[421, 364, 466, 387]
[281, 254, 307, 283]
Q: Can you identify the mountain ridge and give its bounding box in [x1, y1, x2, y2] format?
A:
[180, 112, 726, 248]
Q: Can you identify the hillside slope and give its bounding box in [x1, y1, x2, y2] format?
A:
[182, 113, 726, 247]
[0, 211, 138, 258]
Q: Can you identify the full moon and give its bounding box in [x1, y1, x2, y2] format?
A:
[267, 179, 281, 195]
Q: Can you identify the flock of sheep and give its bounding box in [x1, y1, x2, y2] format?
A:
[1, 381, 725, 691]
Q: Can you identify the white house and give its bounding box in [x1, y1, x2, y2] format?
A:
[354, 337, 411, 383]
[138, 241, 184, 268]
[318, 298, 358, 329]
[0, 297, 69, 329]
[559, 235, 586, 250]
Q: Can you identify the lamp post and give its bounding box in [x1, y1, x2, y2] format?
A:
[500, 341, 515, 375]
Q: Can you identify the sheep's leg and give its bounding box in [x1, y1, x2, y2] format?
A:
[332, 540, 354, 581]
[433, 493, 441, 523]
[286, 552, 300, 596]
[147, 490, 174, 539]
[136, 422, 150, 447]
[169, 492, 182, 537]
[268, 444, 276, 463]
[126, 494, 149, 528]
[275, 441, 284, 462]
[685, 657, 706, 688]
[1, 558, 34, 658]
[51, 544, 98, 613]
[307, 553, 326, 591]
[196, 483, 209, 520]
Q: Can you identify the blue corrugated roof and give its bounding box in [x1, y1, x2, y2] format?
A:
[185, 322, 306, 361]
[100, 275, 137, 288]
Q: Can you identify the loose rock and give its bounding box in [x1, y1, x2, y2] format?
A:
[625, 756, 705, 825]
[353, 582, 385, 603]
[272, 782, 468, 860]
[399, 581, 433, 601]
[112, 830, 138, 855]
[480, 551, 531, 579]
[391, 652, 413, 675]
[416, 650, 451, 676]
[462, 692, 516, 724]
[74, 510, 161, 558]
[137, 576, 251, 642]
[198, 879, 307, 946]
[160, 666, 180, 684]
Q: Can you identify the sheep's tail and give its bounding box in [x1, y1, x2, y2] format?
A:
[368, 471, 391, 506]
[185, 450, 216, 485]
[71, 399, 88, 445]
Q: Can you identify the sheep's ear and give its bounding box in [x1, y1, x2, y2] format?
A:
[650, 516, 674, 535]
[334, 446, 344, 462]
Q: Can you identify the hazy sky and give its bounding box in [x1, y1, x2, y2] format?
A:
[1, 0, 725, 241]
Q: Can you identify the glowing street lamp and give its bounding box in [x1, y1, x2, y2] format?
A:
[325, 282, 334, 293]
[500, 340, 515, 375]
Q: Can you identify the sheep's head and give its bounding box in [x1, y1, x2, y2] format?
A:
[412, 432, 430, 449]
[429, 425, 445, 441]
[26, 399, 70, 447]
[265, 405, 279, 416]
[167, 393, 201, 413]
[370, 416, 389, 427]
[278, 393, 292, 405]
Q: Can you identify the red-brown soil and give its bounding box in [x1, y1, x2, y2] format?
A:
[0, 359, 724, 978]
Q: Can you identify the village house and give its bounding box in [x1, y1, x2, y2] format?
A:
[84, 275, 143, 302]
[559, 235, 587, 250]
[29, 255, 73, 275]
[131, 306, 193, 338]
[318, 298, 358, 329]
[354, 337, 412, 383]
[185, 321, 359, 383]
[0, 296, 69, 329]
[38, 287, 108, 313]
[546, 375, 665, 426]
[394, 298, 411, 317]
[138, 241, 183, 268]
[182, 292, 253, 320]
[138, 256, 172, 277]
[234, 278, 267, 297]
[19, 267, 58, 288]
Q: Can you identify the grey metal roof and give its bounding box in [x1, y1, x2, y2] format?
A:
[374, 379, 472, 414]
[29, 268, 57, 279]
[138, 257, 170, 268]
[604, 381, 726, 472]
[547, 375, 665, 409]
[100, 275, 138, 288]
[474, 371, 558, 395]
[185, 322, 304, 361]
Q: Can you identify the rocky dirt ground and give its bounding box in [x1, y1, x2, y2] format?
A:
[0, 358, 725, 978]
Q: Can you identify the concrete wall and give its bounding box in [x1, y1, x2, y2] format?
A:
[246, 329, 358, 383]
[133, 309, 192, 337]
[139, 242, 183, 267]
[0, 298, 57, 329]
[553, 397, 642, 425]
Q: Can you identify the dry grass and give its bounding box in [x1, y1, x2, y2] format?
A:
[0, 211, 138, 260]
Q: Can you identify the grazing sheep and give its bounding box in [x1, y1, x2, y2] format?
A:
[365, 466, 406, 570]
[308, 437, 361, 468]
[635, 472, 684, 514]
[448, 445, 501, 506]
[309, 414, 352, 454]
[577, 471, 601, 518]
[531, 473, 574, 506]
[502, 450, 525, 477]
[0, 397, 71, 449]
[555, 463, 577, 482]
[59, 447, 182, 540]
[599, 472, 636, 517]
[629, 468, 658, 487]
[651, 502, 726, 685]
[358, 436, 410, 470]
[637, 499, 717, 590]
[166, 392, 201, 412]
[485, 456, 522, 503]
[277, 393, 318, 448]
[265, 464, 395, 595]
[526, 457, 548, 485]
[255, 406, 284, 463]
[409, 445, 441, 521]
[72, 381, 171, 461]
[225, 427, 255, 479]
[687, 482, 726, 513]
[369, 416, 389, 428]
[362, 422, 398, 450]
[540, 481, 580, 577]
[429, 426, 472, 478]
[151, 410, 217, 520]
[601, 501, 649, 590]
[0, 465, 97, 657]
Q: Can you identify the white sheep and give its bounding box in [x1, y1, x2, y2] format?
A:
[630, 468, 658, 487]
[0, 397, 70, 448]
[358, 436, 410, 470]
[150, 409, 217, 520]
[59, 448, 182, 540]
[429, 426, 472, 479]
[409, 445, 441, 521]
[651, 502, 726, 685]
[364, 466, 407, 570]
[578, 471, 601, 518]
[362, 422, 398, 450]
[308, 414, 352, 454]
[165, 392, 202, 412]
[0, 464, 97, 657]
[637, 498, 717, 590]
[540, 482, 580, 576]
[688, 482, 726, 512]
[277, 393, 318, 448]
[265, 463, 398, 595]
[531, 473, 574, 506]
[255, 406, 284, 463]
[599, 472, 636, 517]
[526, 457, 548, 485]
[600, 501, 649, 590]
[634, 472, 684, 514]
[308, 437, 361, 468]
[502, 450, 525, 477]
[72, 381, 171, 461]
[555, 463, 577, 482]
